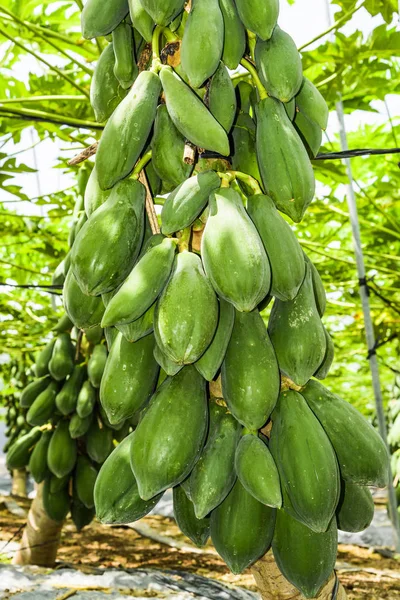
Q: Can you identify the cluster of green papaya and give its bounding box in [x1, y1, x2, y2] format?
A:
[5, 314, 130, 531]
[388, 387, 400, 518]
[3, 398, 30, 457]
[40, 0, 391, 596]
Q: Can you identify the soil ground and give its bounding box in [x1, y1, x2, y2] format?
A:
[0, 496, 399, 600]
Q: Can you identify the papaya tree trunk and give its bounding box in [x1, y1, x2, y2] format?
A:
[252, 552, 348, 600]
[11, 469, 27, 497]
[13, 482, 63, 567]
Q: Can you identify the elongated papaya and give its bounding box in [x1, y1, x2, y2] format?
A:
[231, 114, 262, 190]
[305, 255, 326, 316]
[195, 298, 234, 381]
[173, 485, 210, 547]
[100, 332, 159, 424]
[55, 365, 86, 415]
[222, 309, 279, 430]
[128, 0, 154, 42]
[48, 333, 75, 381]
[81, 0, 128, 39]
[6, 427, 42, 470]
[181, 0, 223, 88]
[161, 172, 220, 236]
[71, 179, 145, 296]
[52, 313, 73, 334]
[85, 420, 113, 464]
[235, 434, 282, 508]
[85, 325, 103, 345]
[117, 302, 155, 342]
[211, 479, 276, 574]
[268, 264, 326, 386]
[35, 339, 56, 378]
[154, 251, 218, 364]
[90, 44, 128, 123]
[101, 237, 176, 326]
[256, 96, 315, 222]
[208, 62, 237, 132]
[255, 27, 303, 103]
[314, 327, 334, 380]
[336, 481, 374, 533]
[294, 110, 323, 157]
[234, 0, 278, 40]
[190, 403, 241, 519]
[153, 343, 182, 376]
[219, 0, 245, 70]
[27, 381, 58, 426]
[270, 390, 340, 532]
[20, 375, 50, 408]
[64, 270, 105, 330]
[95, 433, 162, 523]
[47, 420, 77, 478]
[272, 508, 337, 599]
[285, 97, 296, 120]
[96, 71, 161, 190]
[69, 412, 92, 439]
[151, 106, 193, 188]
[159, 66, 230, 156]
[139, 0, 184, 25]
[76, 381, 96, 419]
[130, 366, 208, 500]
[43, 475, 70, 521]
[87, 344, 107, 388]
[29, 430, 52, 484]
[296, 77, 329, 131]
[71, 492, 95, 531]
[84, 166, 112, 218]
[247, 194, 305, 301]
[75, 455, 98, 509]
[201, 188, 270, 312]
[112, 21, 137, 90]
[302, 380, 389, 487]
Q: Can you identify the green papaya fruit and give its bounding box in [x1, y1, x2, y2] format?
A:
[190, 403, 241, 519]
[302, 380, 389, 487]
[55, 365, 86, 415]
[47, 420, 77, 478]
[336, 481, 374, 533]
[117, 302, 155, 342]
[270, 390, 340, 533]
[85, 325, 103, 345]
[100, 332, 159, 424]
[35, 339, 56, 378]
[234, 0, 278, 40]
[85, 420, 114, 463]
[87, 344, 107, 388]
[130, 366, 208, 500]
[128, 0, 154, 42]
[155, 251, 218, 364]
[81, 0, 128, 39]
[64, 270, 105, 329]
[71, 492, 95, 531]
[52, 314, 73, 334]
[181, 0, 223, 88]
[151, 105, 193, 188]
[159, 66, 230, 156]
[208, 62, 237, 133]
[195, 298, 234, 381]
[268, 264, 326, 386]
[43, 475, 70, 521]
[237, 81, 254, 114]
[104, 326, 118, 350]
[6, 427, 42, 470]
[256, 96, 315, 222]
[90, 43, 128, 123]
[173, 485, 210, 546]
[231, 114, 262, 191]
[272, 508, 337, 599]
[95, 433, 162, 523]
[211, 479, 276, 574]
[101, 237, 177, 326]
[285, 97, 296, 120]
[219, 0, 245, 70]
[305, 255, 326, 316]
[221, 310, 279, 429]
[255, 27, 303, 102]
[202, 188, 270, 312]
[20, 376, 50, 408]
[296, 77, 329, 131]
[112, 21, 138, 89]
[139, 0, 184, 25]
[29, 430, 52, 483]
[49, 473, 70, 494]
[26, 381, 58, 426]
[235, 434, 282, 508]
[63, 251, 71, 277]
[153, 343, 183, 376]
[76, 381, 97, 419]
[96, 71, 161, 190]
[99, 405, 126, 431]
[69, 412, 93, 439]
[53, 260, 66, 287]
[294, 110, 322, 157]
[71, 179, 145, 296]
[84, 165, 112, 218]
[75, 455, 98, 509]
[247, 194, 306, 301]
[314, 327, 334, 380]
[48, 333, 75, 382]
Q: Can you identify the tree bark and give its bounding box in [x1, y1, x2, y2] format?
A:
[11, 469, 27, 497]
[12, 483, 63, 567]
[252, 551, 347, 600]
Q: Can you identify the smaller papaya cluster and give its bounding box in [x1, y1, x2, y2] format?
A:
[388, 387, 400, 518]
[2, 360, 31, 457]
[5, 315, 131, 531]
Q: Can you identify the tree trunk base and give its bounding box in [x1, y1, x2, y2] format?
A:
[11, 469, 27, 497]
[12, 483, 63, 567]
[252, 552, 347, 600]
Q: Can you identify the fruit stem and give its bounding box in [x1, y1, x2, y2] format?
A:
[150, 25, 163, 71]
[224, 170, 262, 196]
[246, 29, 257, 61]
[132, 150, 152, 179]
[177, 227, 191, 252]
[240, 58, 267, 100]
[163, 28, 179, 43]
